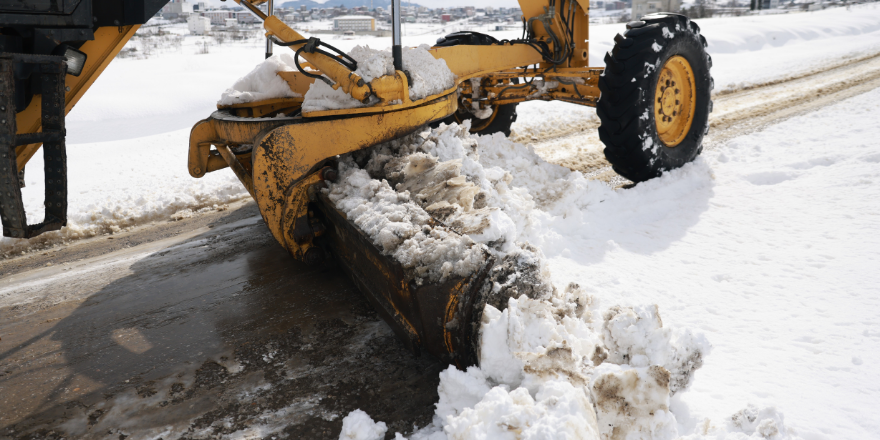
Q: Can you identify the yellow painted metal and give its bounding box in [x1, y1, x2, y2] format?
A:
[219, 97, 303, 118]
[260, 14, 373, 102]
[251, 94, 457, 258]
[430, 44, 544, 83]
[369, 70, 411, 104]
[301, 44, 545, 118]
[276, 71, 316, 96]
[278, 172, 325, 261]
[570, 1, 590, 68]
[188, 113, 295, 178]
[654, 55, 696, 147]
[215, 145, 255, 199]
[478, 67, 603, 107]
[14, 25, 140, 171]
[188, 120, 226, 178]
[193, 0, 611, 264]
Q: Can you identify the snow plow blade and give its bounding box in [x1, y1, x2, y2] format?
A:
[188, 103, 501, 367]
[315, 192, 495, 367]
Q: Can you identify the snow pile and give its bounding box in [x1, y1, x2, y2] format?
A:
[339, 409, 387, 440]
[427, 284, 708, 440]
[327, 160, 485, 284]
[353, 282, 714, 440]
[218, 52, 302, 106]
[328, 123, 713, 439]
[328, 121, 816, 440]
[218, 44, 455, 112]
[303, 44, 455, 112]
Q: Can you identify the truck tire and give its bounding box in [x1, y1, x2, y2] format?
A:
[597, 14, 714, 182]
[439, 103, 519, 137]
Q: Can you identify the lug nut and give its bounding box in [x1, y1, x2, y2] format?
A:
[322, 168, 338, 182]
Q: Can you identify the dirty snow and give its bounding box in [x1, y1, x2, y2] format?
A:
[326, 157, 485, 284]
[302, 44, 455, 112]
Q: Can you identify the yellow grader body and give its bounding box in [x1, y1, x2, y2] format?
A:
[3, 0, 713, 367]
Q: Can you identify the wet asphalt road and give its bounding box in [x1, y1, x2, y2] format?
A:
[0, 202, 442, 439]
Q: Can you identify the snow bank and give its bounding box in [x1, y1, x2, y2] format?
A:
[303, 44, 455, 112]
[0, 129, 250, 258]
[218, 52, 303, 105]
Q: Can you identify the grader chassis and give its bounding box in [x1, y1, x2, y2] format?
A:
[0, 0, 713, 368]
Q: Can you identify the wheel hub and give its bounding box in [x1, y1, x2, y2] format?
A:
[654, 55, 696, 147]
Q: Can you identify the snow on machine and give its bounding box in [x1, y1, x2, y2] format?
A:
[0, 0, 713, 367]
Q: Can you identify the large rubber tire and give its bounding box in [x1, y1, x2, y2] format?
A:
[597, 14, 714, 182]
[438, 103, 519, 137]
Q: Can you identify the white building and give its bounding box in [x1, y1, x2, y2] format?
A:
[202, 10, 257, 25]
[333, 15, 376, 32]
[187, 14, 211, 34]
[162, 0, 193, 19]
[632, 0, 681, 18]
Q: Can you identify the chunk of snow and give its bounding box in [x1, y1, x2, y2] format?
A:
[339, 409, 387, 440]
[218, 53, 302, 105]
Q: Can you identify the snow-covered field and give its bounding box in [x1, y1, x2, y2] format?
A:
[3, 5, 880, 439]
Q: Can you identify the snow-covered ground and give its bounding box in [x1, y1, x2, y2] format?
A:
[540, 86, 880, 440]
[3, 5, 880, 439]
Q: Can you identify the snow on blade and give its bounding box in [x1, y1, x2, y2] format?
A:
[303, 44, 455, 112]
[217, 44, 454, 112]
[218, 52, 303, 106]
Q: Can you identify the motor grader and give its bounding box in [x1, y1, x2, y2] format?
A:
[0, 0, 712, 367]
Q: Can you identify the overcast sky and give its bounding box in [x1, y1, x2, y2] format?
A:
[201, 0, 523, 9]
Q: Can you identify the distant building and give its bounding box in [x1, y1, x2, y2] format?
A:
[204, 10, 236, 25]
[187, 14, 211, 34]
[162, 0, 193, 19]
[203, 10, 257, 25]
[333, 15, 376, 32]
[632, 0, 680, 17]
[441, 14, 452, 22]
